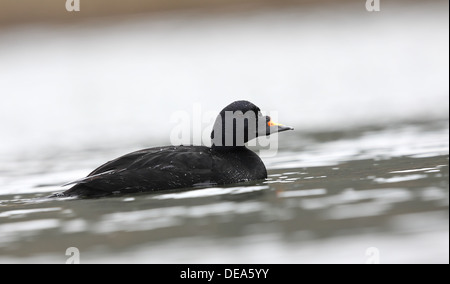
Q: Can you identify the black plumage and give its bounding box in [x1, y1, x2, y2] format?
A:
[58, 100, 293, 198]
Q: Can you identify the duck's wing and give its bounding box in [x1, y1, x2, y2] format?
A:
[88, 147, 163, 176]
[62, 147, 160, 187]
[62, 169, 119, 186]
[62, 146, 215, 197]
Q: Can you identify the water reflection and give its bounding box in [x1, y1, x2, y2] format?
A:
[0, 121, 448, 263]
[152, 185, 269, 200]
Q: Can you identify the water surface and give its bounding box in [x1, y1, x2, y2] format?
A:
[0, 120, 448, 263]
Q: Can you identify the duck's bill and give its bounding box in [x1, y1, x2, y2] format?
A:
[267, 119, 294, 133]
[276, 124, 294, 133]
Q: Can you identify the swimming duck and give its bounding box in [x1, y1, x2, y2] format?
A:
[59, 100, 293, 197]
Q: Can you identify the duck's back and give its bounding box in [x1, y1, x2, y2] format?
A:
[62, 145, 266, 197]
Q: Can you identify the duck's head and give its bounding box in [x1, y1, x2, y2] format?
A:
[211, 100, 293, 148]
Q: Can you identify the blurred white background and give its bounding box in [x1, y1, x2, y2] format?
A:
[0, 0, 448, 156]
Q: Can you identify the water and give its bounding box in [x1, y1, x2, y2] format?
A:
[0, 120, 448, 263]
[0, 2, 449, 263]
